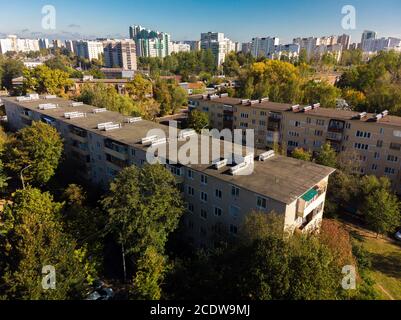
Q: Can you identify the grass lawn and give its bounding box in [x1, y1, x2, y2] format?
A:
[343, 222, 401, 300]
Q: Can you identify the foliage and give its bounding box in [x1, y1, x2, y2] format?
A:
[0, 58, 24, 90]
[187, 110, 209, 133]
[3, 121, 63, 186]
[301, 80, 341, 108]
[315, 142, 337, 168]
[0, 188, 93, 300]
[23, 65, 73, 96]
[291, 148, 312, 162]
[153, 78, 188, 116]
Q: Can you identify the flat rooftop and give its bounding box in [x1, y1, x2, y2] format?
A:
[189, 95, 401, 127]
[3, 96, 335, 204]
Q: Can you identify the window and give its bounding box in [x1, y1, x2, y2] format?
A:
[380, 128, 384, 134]
[214, 207, 222, 217]
[346, 123, 351, 129]
[356, 130, 371, 138]
[187, 186, 195, 196]
[240, 122, 249, 128]
[385, 167, 396, 175]
[306, 118, 311, 124]
[231, 186, 240, 197]
[187, 169, 194, 179]
[371, 164, 378, 171]
[354, 143, 369, 150]
[316, 119, 325, 126]
[390, 142, 401, 151]
[260, 111, 267, 116]
[288, 141, 299, 147]
[313, 140, 322, 148]
[259, 120, 266, 126]
[374, 152, 380, 160]
[200, 191, 208, 202]
[295, 121, 301, 127]
[377, 140, 383, 148]
[200, 226, 207, 237]
[387, 155, 398, 162]
[201, 174, 208, 185]
[215, 188, 222, 199]
[314, 130, 323, 137]
[188, 203, 194, 212]
[229, 205, 240, 218]
[229, 225, 238, 235]
[257, 196, 267, 209]
[240, 113, 249, 119]
[131, 149, 136, 156]
[288, 131, 299, 137]
[200, 209, 207, 220]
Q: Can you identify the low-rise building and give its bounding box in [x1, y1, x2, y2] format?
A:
[4, 95, 334, 248]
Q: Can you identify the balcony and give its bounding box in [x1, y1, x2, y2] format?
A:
[104, 147, 128, 161]
[104, 139, 128, 160]
[297, 187, 325, 218]
[326, 131, 343, 142]
[328, 119, 345, 133]
[298, 208, 322, 234]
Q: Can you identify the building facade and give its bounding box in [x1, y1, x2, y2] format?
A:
[4, 95, 334, 248]
[103, 40, 137, 70]
[129, 25, 172, 58]
[200, 32, 235, 66]
[73, 40, 104, 61]
[251, 37, 280, 58]
[190, 94, 401, 193]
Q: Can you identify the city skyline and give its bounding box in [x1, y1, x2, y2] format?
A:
[0, 0, 400, 43]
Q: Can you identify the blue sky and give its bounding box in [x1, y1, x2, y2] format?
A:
[0, 0, 400, 43]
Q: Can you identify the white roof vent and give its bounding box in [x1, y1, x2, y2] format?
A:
[241, 99, 249, 105]
[313, 103, 320, 109]
[45, 95, 57, 99]
[219, 93, 229, 98]
[382, 110, 389, 118]
[151, 137, 167, 147]
[92, 108, 107, 114]
[291, 105, 300, 112]
[303, 106, 312, 112]
[358, 112, 367, 119]
[17, 96, 32, 102]
[125, 117, 142, 123]
[71, 102, 84, 107]
[248, 99, 260, 106]
[213, 158, 228, 169]
[29, 93, 40, 100]
[178, 129, 197, 139]
[259, 150, 275, 161]
[103, 123, 122, 131]
[38, 103, 58, 110]
[64, 112, 86, 119]
[141, 135, 158, 145]
[260, 97, 269, 103]
[97, 122, 114, 130]
[230, 153, 254, 175]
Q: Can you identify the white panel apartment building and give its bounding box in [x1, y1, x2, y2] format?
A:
[73, 40, 104, 61]
[3, 95, 334, 248]
[251, 37, 280, 58]
[103, 40, 137, 70]
[200, 32, 235, 66]
[0, 35, 40, 54]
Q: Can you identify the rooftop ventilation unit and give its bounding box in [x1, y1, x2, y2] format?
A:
[29, 94, 40, 100]
[16, 96, 32, 102]
[97, 122, 114, 130]
[291, 105, 300, 112]
[260, 97, 269, 103]
[259, 150, 275, 161]
[375, 114, 383, 121]
[358, 112, 367, 119]
[71, 102, 84, 107]
[230, 153, 254, 175]
[213, 158, 228, 170]
[92, 108, 107, 114]
[178, 129, 197, 139]
[202, 94, 208, 100]
[248, 100, 260, 106]
[103, 123, 122, 131]
[141, 135, 159, 145]
[151, 137, 168, 147]
[381, 110, 389, 118]
[38, 103, 58, 110]
[303, 106, 313, 112]
[125, 117, 142, 123]
[313, 103, 320, 109]
[219, 93, 229, 98]
[64, 112, 86, 119]
[241, 99, 250, 105]
[45, 95, 57, 99]
[209, 94, 219, 100]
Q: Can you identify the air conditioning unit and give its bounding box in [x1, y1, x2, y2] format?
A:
[259, 150, 275, 161]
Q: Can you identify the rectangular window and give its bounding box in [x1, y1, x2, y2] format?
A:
[214, 207, 222, 217]
[231, 186, 240, 197]
[377, 140, 383, 148]
[316, 119, 325, 126]
[200, 209, 207, 220]
[385, 167, 396, 175]
[230, 225, 238, 235]
[200, 191, 208, 202]
[215, 188, 222, 199]
[201, 174, 208, 185]
[187, 186, 195, 196]
[257, 196, 267, 209]
[187, 169, 194, 179]
[371, 164, 378, 171]
[188, 203, 194, 212]
[387, 155, 398, 162]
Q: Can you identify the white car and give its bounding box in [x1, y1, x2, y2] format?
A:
[395, 230, 401, 241]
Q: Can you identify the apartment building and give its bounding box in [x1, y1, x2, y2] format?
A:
[200, 32, 235, 66]
[189, 94, 401, 193]
[130, 25, 172, 58]
[3, 95, 334, 248]
[251, 37, 280, 58]
[103, 40, 137, 70]
[0, 35, 40, 54]
[73, 40, 104, 61]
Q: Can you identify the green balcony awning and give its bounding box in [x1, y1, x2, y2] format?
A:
[301, 188, 318, 202]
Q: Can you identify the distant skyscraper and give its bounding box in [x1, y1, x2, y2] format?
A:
[200, 32, 234, 66]
[38, 38, 50, 50]
[129, 25, 172, 58]
[337, 34, 351, 50]
[251, 37, 280, 57]
[361, 30, 377, 49]
[103, 39, 137, 70]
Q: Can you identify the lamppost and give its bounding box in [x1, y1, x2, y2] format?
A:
[20, 164, 32, 190]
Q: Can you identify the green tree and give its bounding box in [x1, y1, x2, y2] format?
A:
[0, 188, 93, 300]
[223, 52, 241, 77]
[102, 164, 184, 282]
[1, 58, 24, 90]
[23, 65, 73, 96]
[302, 80, 341, 108]
[126, 74, 153, 100]
[3, 121, 63, 186]
[291, 148, 312, 162]
[315, 143, 337, 168]
[187, 110, 209, 133]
